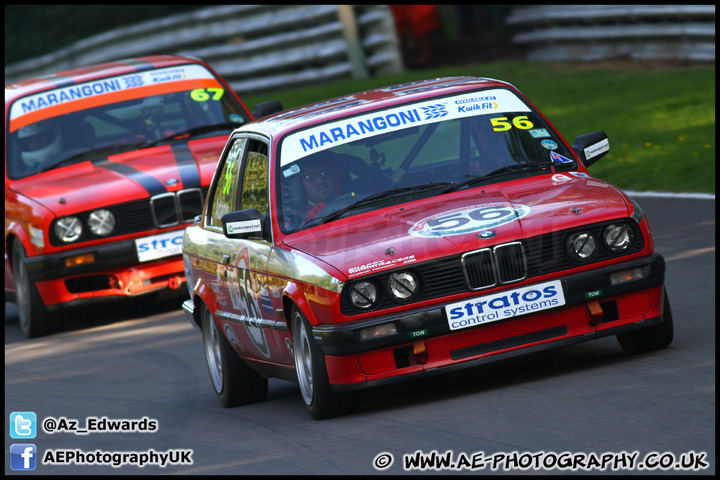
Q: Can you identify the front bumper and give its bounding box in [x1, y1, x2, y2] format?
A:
[313, 253, 667, 390]
[22, 238, 151, 283]
[21, 236, 186, 309]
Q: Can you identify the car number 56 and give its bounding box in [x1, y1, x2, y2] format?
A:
[490, 115, 534, 131]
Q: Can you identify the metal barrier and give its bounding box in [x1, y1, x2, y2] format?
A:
[507, 5, 715, 62]
[4, 5, 404, 95]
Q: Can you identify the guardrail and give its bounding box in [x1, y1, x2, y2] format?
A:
[4, 5, 404, 95]
[507, 5, 715, 62]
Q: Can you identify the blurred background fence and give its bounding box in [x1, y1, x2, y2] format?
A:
[507, 5, 715, 62]
[5, 5, 403, 95]
[4, 5, 715, 96]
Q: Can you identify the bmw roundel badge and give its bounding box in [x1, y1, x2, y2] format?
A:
[478, 230, 496, 239]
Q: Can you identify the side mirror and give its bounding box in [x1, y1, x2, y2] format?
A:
[572, 131, 610, 168]
[252, 100, 283, 120]
[222, 209, 267, 240]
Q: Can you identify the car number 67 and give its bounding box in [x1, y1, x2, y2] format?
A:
[190, 88, 225, 101]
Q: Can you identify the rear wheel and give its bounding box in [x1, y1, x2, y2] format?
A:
[201, 304, 267, 407]
[617, 287, 674, 354]
[291, 306, 358, 419]
[12, 241, 60, 338]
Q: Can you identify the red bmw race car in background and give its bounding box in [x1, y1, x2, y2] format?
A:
[5, 55, 280, 337]
[181, 76, 673, 419]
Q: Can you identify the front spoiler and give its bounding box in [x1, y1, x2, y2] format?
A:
[313, 253, 666, 357]
[331, 311, 665, 392]
[21, 237, 178, 283]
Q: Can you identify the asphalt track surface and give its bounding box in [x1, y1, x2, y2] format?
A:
[5, 196, 715, 475]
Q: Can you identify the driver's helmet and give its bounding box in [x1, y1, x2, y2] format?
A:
[18, 120, 61, 167]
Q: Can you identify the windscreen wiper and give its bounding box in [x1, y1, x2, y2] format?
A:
[441, 162, 557, 194]
[304, 182, 452, 228]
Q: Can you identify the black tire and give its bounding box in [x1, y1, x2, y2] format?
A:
[617, 287, 674, 354]
[200, 304, 267, 407]
[291, 306, 359, 419]
[11, 241, 60, 338]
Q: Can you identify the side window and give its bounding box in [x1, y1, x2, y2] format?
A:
[210, 137, 247, 227]
[239, 141, 269, 213]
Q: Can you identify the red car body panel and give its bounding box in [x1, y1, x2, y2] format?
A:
[181, 76, 671, 417]
[283, 175, 634, 281]
[5, 55, 254, 336]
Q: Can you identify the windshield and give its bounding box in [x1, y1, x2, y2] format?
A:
[277, 87, 576, 233]
[6, 64, 249, 179]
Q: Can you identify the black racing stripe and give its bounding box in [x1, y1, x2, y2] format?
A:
[171, 144, 202, 189]
[96, 159, 168, 196]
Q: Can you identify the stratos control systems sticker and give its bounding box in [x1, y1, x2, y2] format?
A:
[445, 280, 565, 331]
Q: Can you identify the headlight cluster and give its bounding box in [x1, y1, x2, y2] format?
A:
[53, 209, 116, 243]
[565, 223, 634, 263]
[88, 209, 116, 236]
[346, 270, 421, 311]
[348, 281, 378, 309]
[54, 217, 83, 243]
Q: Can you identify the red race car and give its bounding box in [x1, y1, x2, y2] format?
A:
[5, 55, 279, 337]
[181, 77, 673, 419]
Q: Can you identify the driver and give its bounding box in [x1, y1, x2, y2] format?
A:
[17, 119, 62, 170]
[301, 155, 340, 222]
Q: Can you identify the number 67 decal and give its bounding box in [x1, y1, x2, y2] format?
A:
[190, 88, 225, 101]
[490, 115, 534, 131]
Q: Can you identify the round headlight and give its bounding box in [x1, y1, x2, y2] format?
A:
[349, 281, 378, 309]
[54, 216, 83, 243]
[566, 231, 598, 262]
[88, 209, 116, 236]
[388, 271, 419, 301]
[603, 224, 633, 253]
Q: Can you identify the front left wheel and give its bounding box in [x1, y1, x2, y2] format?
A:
[12, 241, 61, 338]
[291, 306, 358, 419]
[201, 303, 267, 407]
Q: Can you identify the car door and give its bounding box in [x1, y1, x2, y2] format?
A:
[205, 134, 287, 362]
